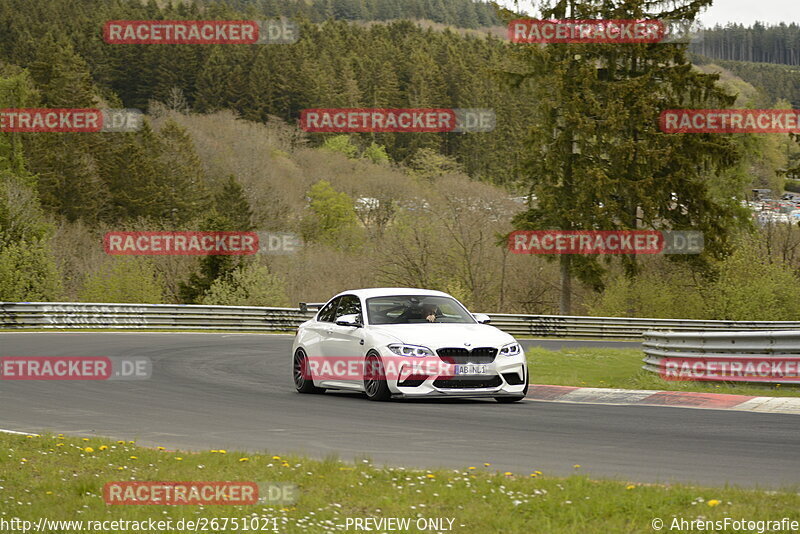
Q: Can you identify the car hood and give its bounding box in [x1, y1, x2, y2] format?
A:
[367, 323, 515, 349]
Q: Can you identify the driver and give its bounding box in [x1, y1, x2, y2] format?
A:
[397, 301, 440, 322]
[422, 303, 439, 322]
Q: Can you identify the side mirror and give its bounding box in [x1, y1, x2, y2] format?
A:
[336, 314, 362, 327]
[473, 313, 491, 324]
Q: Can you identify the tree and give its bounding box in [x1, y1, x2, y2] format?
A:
[194, 47, 234, 112]
[300, 180, 360, 244]
[79, 257, 164, 304]
[332, 0, 365, 20]
[28, 38, 96, 107]
[0, 66, 37, 177]
[178, 212, 246, 303]
[407, 147, 462, 179]
[321, 135, 359, 158]
[508, 0, 746, 314]
[156, 120, 211, 223]
[0, 68, 50, 242]
[201, 262, 288, 306]
[0, 239, 62, 301]
[362, 142, 391, 165]
[102, 122, 165, 222]
[704, 237, 800, 320]
[214, 175, 254, 230]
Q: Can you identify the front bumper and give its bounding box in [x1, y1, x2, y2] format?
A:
[380, 348, 528, 398]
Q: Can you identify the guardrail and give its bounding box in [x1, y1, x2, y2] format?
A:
[642, 330, 800, 384]
[0, 302, 314, 331]
[2, 302, 800, 338]
[485, 314, 800, 339]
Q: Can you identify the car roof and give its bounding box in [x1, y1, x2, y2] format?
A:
[331, 288, 452, 300]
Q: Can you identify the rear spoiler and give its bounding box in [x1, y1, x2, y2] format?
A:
[299, 302, 325, 314]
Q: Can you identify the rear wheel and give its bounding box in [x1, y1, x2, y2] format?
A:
[293, 349, 324, 394]
[364, 352, 391, 401]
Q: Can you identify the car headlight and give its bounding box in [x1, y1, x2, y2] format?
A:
[499, 342, 521, 356]
[387, 344, 434, 358]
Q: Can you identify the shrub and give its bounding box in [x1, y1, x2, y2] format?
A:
[0, 239, 63, 301]
[320, 135, 358, 159]
[201, 263, 289, 307]
[79, 257, 164, 304]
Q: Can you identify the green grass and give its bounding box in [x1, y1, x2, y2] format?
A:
[1, 434, 798, 533]
[526, 346, 800, 397]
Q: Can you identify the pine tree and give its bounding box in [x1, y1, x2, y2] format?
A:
[28, 38, 96, 107]
[102, 122, 164, 222]
[194, 47, 234, 112]
[178, 212, 244, 303]
[214, 175, 254, 231]
[156, 120, 212, 224]
[509, 0, 745, 314]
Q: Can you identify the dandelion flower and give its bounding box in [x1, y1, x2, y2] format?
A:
[84, 447, 94, 453]
[483, 463, 491, 467]
[98, 446, 108, 451]
[238, 458, 249, 462]
[174, 457, 183, 461]
[573, 464, 581, 468]
[129, 456, 138, 460]
[626, 485, 636, 490]
[707, 499, 720, 507]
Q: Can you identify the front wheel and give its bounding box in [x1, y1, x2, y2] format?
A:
[293, 349, 325, 394]
[364, 352, 392, 401]
[495, 395, 525, 403]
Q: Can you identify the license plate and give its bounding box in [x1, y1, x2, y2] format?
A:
[454, 364, 489, 375]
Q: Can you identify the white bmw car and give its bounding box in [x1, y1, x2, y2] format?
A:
[291, 288, 528, 402]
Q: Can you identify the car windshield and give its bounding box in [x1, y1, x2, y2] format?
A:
[366, 295, 476, 325]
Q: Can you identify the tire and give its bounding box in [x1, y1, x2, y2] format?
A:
[363, 351, 392, 401]
[495, 395, 525, 403]
[495, 368, 528, 403]
[293, 348, 325, 394]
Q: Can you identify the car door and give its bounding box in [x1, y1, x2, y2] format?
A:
[321, 294, 366, 390]
[304, 296, 341, 362]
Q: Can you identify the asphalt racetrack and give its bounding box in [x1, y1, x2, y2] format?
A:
[1, 332, 798, 488]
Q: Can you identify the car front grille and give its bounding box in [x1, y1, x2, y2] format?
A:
[436, 347, 497, 364]
[432, 376, 503, 389]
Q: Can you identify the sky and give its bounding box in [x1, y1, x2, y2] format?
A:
[498, 0, 800, 27]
